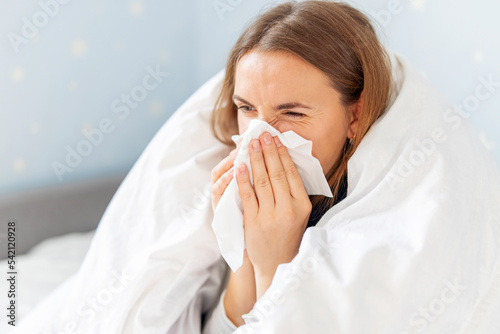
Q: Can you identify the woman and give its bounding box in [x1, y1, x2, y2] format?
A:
[13, 1, 498, 333]
[205, 1, 500, 333]
[207, 0, 392, 330]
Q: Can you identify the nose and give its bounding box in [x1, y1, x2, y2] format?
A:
[256, 114, 284, 132]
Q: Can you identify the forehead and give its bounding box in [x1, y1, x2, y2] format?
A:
[234, 50, 332, 99]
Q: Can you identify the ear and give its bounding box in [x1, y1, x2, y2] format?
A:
[347, 91, 363, 139]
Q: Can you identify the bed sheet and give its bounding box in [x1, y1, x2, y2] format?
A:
[0, 230, 94, 332]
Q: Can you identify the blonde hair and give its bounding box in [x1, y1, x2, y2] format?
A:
[210, 1, 392, 211]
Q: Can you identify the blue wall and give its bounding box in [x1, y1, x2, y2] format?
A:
[1, 0, 499, 195]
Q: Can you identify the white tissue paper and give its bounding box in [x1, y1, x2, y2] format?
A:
[212, 119, 333, 272]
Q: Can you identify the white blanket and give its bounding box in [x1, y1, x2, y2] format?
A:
[13, 54, 500, 334]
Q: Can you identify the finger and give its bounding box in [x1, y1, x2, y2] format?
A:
[273, 136, 308, 199]
[249, 138, 275, 210]
[211, 148, 239, 185]
[213, 167, 234, 198]
[212, 167, 234, 210]
[259, 132, 290, 203]
[235, 163, 258, 217]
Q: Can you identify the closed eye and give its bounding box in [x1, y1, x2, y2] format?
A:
[284, 111, 305, 118]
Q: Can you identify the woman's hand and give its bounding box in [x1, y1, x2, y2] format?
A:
[211, 144, 257, 327]
[235, 132, 312, 298]
[223, 250, 256, 327]
[211, 146, 239, 212]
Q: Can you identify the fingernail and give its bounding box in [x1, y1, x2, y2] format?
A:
[274, 136, 282, 147]
[238, 164, 247, 174]
[262, 133, 272, 145]
[252, 140, 261, 152]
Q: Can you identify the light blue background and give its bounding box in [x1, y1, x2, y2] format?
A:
[1, 0, 499, 195]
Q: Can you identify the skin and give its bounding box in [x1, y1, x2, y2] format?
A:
[211, 50, 361, 326]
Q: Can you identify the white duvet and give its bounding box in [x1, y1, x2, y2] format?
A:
[13, 53, 500, 334]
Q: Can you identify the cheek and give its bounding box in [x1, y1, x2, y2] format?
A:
[237, 115, 248, 135]
[310, 126, 349, 174]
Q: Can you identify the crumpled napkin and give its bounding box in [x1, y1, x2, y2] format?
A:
[212, 119, 333, 271]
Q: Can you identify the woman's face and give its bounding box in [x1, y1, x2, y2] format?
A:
[234, 50, 360, 175]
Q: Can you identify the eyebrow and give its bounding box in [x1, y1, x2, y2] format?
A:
[233, 95, 312, 111]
